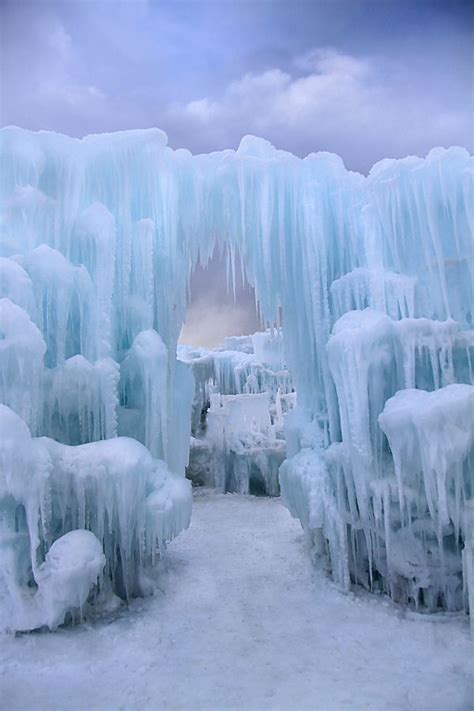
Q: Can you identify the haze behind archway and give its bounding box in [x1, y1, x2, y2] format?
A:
[179, 250, 262, 349]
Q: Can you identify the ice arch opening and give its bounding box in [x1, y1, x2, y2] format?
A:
[179, 247, 261, 349]
[178, 247, 293, 496]
[0, 126, 472, 631]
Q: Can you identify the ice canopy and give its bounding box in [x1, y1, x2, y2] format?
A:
[0, 126, 472, 630]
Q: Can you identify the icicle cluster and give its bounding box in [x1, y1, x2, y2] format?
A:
[0, 126, 472, 623]
[179, 330, 293, 495]
[0, 128, 197, 631]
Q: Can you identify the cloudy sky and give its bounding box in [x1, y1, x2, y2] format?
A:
[1, 0, 472, 172]
[1, 0, 472, 345]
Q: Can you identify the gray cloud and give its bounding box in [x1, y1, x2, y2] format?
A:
[179, 250, 261, 349]
[179, 298, 261, 350]
[164, 46, 471, 171]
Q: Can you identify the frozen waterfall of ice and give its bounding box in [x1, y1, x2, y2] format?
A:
[0, 126, 472, 628]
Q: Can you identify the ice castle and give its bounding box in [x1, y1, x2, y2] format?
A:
[0, 126, 472, 631]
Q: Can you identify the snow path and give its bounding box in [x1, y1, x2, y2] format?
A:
[1, 490, 472, 710]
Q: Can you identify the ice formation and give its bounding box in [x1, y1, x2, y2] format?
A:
[120, 329, 168, 458]
[0, 404, 191, 630]
[43, 355, 119, 444]
[378, 385, 473, 607]
[179, 331, 293, 495]
[0, 126, 472, 627]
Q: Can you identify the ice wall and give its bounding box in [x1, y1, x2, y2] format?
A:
[0, 126, 472, 617]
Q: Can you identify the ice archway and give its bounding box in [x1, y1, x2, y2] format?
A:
[0, 126, 472, 629]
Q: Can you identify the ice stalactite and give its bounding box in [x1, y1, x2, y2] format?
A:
[330, 268, 416, 321]
[71, 204, 116, 358]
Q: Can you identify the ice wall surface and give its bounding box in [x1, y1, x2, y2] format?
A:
[0, 126, 472, 625]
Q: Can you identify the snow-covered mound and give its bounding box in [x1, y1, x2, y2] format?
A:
[0, 126, 472, 620]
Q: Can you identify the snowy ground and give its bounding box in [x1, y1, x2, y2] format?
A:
[1, 490, 472, 711]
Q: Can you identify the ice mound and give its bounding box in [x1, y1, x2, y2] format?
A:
[379, 385, 473, 537]
[279, 448, 349, 588]
[6, 530, 106, 633]
[379, 385, 473, 613]
[0, 406, 191, 631]
[120, 329, 168, 459]
[283, 310, 473, 612]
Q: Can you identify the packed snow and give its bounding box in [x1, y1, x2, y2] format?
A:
[0, 491, 472, 710]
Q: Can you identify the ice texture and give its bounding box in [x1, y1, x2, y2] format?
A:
[15, 244, 96, 366]
[0, 405, 191, 630]
[43, 355, 119, 444]
[1, 529, 106, 633]
[378, 385, 473, 612]
[0, 126, 472, 622]
[179, 331, 292, 495]
[0, 298, 46, 431]
[0, 257, 37, 318]
[120, 329, 169, 459]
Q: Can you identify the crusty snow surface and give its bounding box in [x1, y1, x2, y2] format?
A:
[1, 490, 472, 711]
